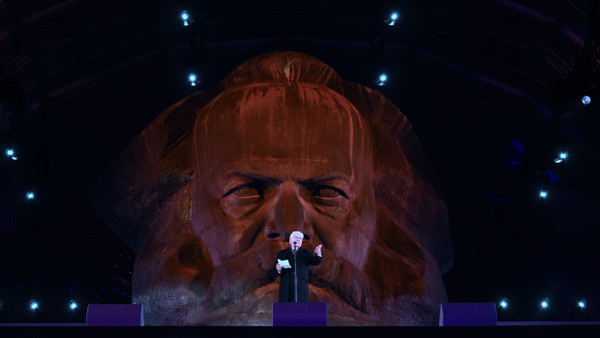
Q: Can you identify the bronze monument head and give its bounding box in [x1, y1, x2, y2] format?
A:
[89, 51, 453, 325]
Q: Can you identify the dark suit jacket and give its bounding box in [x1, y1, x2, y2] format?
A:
[267, 247, 322, 302]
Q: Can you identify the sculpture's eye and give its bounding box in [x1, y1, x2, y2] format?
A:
[223, 182, 268, 203]
[307, 185, 348, 206]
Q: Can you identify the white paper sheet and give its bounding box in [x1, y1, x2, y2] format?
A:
[277, 259, 291, 269]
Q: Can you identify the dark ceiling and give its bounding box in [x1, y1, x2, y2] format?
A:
[1, 0, 599, 324]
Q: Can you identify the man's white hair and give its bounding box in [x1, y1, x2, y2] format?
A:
[290, 231, 304, 239]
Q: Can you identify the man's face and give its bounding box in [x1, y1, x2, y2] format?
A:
[289, 233, 303, 248]
[192, 83, 376, 296]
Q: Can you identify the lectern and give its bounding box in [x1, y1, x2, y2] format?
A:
[272, 302, 327, 326]
[86, 304, 144, 326]
[439, 303, 497, 326]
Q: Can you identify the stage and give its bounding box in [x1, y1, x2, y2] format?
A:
[0, 323, 599, 338]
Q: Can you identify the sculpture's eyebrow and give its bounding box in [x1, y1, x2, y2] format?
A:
[298, 174, 350, 186]
[223, 171, 282, 185]
[222, 171, 350, 186]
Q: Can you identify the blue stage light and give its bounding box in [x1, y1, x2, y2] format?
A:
[385, 11, 399, 26]
[539, 190, 547, 198]
[582, 95, 591, 105]
[26, 191, 35, 200]
[6, 148, 18, 160]
[29, 300, 39, 310]
[376, 73, 388, 86]
[554, 151, 568, 163]
[540, 298, 549, 309]
[181, 11, 190, 26]
[577, 299, 587, 309]
[498, 298, 509, 309]
[69, 300, 78, 310]
[188, 73, 198, 86]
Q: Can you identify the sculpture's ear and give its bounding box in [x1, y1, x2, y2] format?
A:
[86, 89, 217, 254]
[338, 81, 453, 275]
[365, 204, 426, 297]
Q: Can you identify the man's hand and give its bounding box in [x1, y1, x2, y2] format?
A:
[276, 263, 282, 273]
[314, 244, 323, 256]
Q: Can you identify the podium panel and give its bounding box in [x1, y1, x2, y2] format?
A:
[86, 304, 144, 326]
[439, 303, 497, 326]
[273, 302, 327, 326]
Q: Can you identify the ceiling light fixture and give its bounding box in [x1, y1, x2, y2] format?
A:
[181, 11, 190, 26]
[581, 95, 591, 106]
[385, 11, 399, 26]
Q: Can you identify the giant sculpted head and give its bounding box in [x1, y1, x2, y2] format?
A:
[89, 51, 454, 325]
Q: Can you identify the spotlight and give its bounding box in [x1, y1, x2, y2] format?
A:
[498, 298, 509, 309]
[26, 191, 35, 200]
[188, 73, 198, 86]
[540, 298, 549, 309]
[539, 190, 547, 198]
[376, 73, 388, 86]
[29, 300, 39, 310]
[577, 299, 587, 309]
[385, 11, 399, 26]
[180, 11, 190, 26]
[69, 300, 78, 310]
[554, 151, 568, 163]
[581, 95, 591, 106]
[5, 148, 17, 160]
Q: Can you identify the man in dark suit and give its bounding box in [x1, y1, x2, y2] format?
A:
[268, 231, 323, 302]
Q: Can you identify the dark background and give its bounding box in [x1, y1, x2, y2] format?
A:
[1, 0, 599, 324]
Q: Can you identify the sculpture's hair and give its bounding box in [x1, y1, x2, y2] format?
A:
[219, 51, 347, 93]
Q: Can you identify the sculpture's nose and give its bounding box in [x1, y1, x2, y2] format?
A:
[266, 181, 312, 241]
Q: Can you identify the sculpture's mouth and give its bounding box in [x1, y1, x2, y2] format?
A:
[199, 238, 373, 318]
[133, 236, 436, 326]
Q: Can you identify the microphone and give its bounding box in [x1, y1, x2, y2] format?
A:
[292, 241, 298, 302]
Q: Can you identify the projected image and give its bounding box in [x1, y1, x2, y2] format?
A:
[89, 51, 453, 325]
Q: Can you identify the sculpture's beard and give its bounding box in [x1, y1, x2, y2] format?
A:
[133, 199, 428, 326]
[132, 232, 377, 326]
[199, 238, 376, 318]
